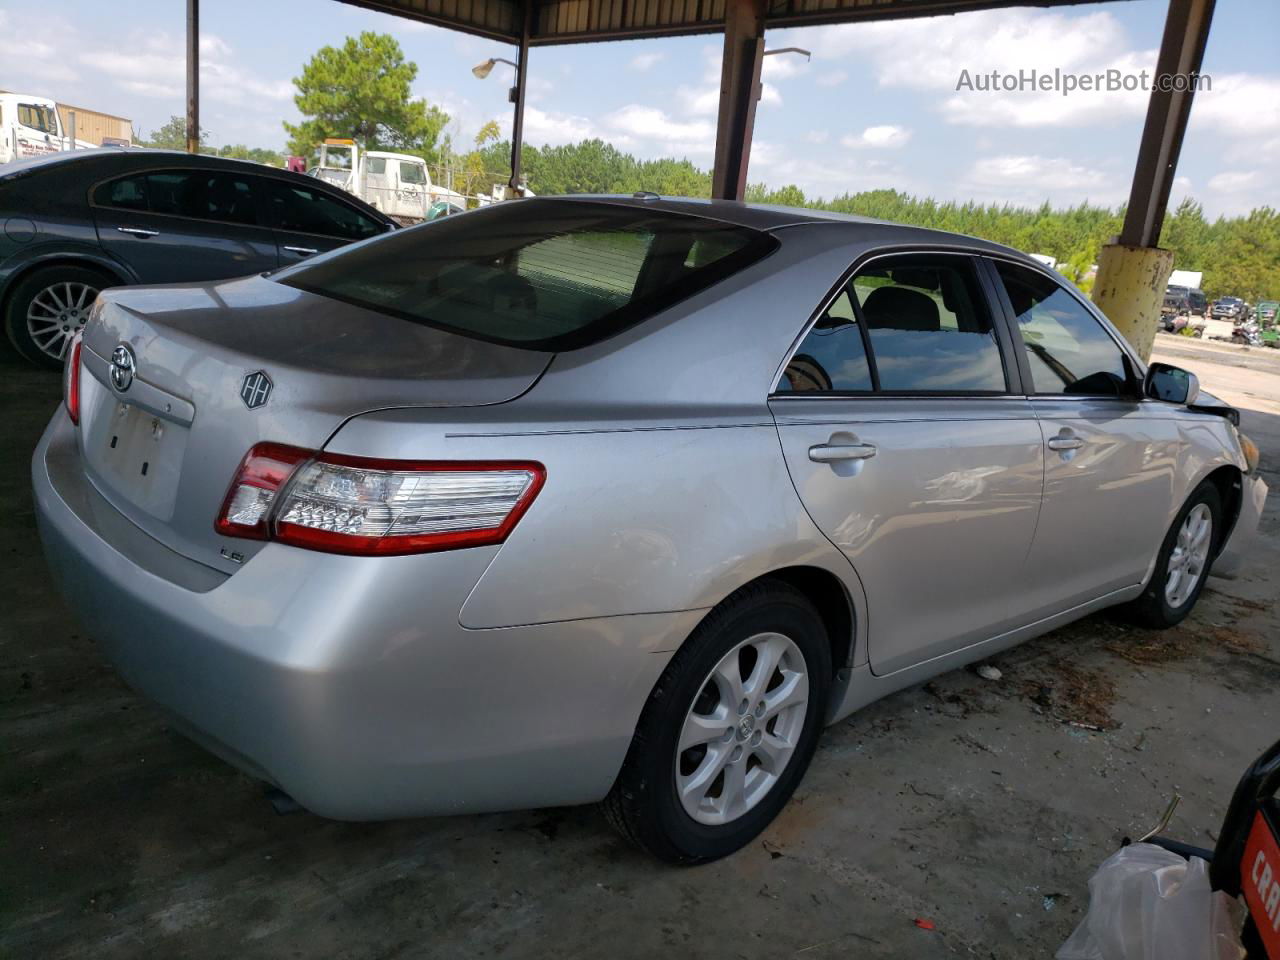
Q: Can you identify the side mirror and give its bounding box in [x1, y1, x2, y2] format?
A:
[1145, 362, 1200, 406]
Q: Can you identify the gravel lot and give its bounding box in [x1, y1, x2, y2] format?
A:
[3, 333, 1277, 959]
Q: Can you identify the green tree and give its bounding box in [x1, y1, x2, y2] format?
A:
[284, 32, 450, 162]
[142, 115, 204, 150]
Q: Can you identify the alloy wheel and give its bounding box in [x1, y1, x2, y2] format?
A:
[1165, 503, 1213, 608]
[675, 631, 809, 826]
[26, 281, 98, 362]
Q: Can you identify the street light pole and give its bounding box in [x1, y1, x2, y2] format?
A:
[510, 1, 532, 192]
[472, 3, 533, 194]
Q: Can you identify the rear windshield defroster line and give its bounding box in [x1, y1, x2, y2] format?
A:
[274, 198, 780, 352]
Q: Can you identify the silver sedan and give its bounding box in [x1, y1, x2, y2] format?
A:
[33, 197, 1266, 863]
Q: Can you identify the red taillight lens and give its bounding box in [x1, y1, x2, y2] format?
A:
[215, 443, 312, 540]
[64, 333, 83, 425]
[216, 444, 545, 556]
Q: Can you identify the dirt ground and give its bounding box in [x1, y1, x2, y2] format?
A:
[3, 333, 1278, 959]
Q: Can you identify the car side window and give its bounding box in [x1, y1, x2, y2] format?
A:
[145, 171, 258, 226]
[993, 261, 1129, 396]
[266, 181, 383, 241]
[777, 287, 872, 392]
[780, 256, 1006, 395]
[853, 258, 1006, 392]
[94, 174, 148, 212]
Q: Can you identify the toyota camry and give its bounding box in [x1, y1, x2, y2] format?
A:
[33, 196, 1266, 863]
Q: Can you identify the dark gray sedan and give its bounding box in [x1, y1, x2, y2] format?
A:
[0, 150, 396, 367]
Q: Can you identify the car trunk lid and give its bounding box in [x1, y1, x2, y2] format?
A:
[77, 274, 551, 573]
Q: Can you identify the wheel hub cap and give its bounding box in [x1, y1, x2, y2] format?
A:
[1165, 503, 1213, 608]
[26, 281, 99, 361]
[674, 631, 810, 826]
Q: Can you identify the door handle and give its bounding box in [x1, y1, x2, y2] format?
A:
[116, 226, 159, 237]
[1047, 436, 1085, 452]
[809, 442, 878, 463]
[283, 245, 318, 256]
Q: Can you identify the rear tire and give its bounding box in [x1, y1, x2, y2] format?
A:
[604, 580, 831, 864]
[1123, 481, 1222, 629]
[4, 265, 112, 369]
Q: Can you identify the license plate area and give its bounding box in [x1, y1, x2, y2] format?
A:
[80, 374, 189, 521]
[1243, 809, 1280, 958]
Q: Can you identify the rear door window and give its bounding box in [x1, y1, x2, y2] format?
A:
[93, 170, 258, 225]
[146, 171, 258, 225]
[274, 199, 778, 351]
[778, 255, 1007, 394]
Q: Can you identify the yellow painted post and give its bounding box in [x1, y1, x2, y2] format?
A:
[1091, 243, 1175, 362]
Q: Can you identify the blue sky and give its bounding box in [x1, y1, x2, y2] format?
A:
[3, 0, 1276, 217]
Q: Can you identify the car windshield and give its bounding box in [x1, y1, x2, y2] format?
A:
[274, 199, 778, 351]
[18, 103, 57, 134]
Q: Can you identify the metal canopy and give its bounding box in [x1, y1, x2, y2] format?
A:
[336, 0, 1117, 45]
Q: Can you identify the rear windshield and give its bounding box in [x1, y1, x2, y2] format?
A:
[274, 198, 778, 351]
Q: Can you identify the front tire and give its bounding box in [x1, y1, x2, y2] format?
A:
[604, 580, 831, 863]
[4, 265, 111, 369]
[1123, 481, 1222, 628]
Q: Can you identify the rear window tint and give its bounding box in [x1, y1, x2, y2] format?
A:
[274, 199, 778, 351]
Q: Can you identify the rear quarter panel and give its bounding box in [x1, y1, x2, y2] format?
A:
[326, 406, 865, 638]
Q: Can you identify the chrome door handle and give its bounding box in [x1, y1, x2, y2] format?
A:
[1047, 436, 1084, 451]
[809, 442, 878, 463]
[283, 245, 318, 256]
[116, 226, 159, 237]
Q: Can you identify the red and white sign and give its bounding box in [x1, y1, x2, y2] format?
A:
[1242, 811, 1280, 957]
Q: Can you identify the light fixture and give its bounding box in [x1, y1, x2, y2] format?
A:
[472, 57, 518, 80]
[763, 47, 811, 61]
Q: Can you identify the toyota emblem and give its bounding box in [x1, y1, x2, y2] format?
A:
[109, 343, 135, 392]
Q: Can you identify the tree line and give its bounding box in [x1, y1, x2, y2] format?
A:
[138, 30, 1278, 305]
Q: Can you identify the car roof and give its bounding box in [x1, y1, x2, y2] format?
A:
[1, 148, 395, 224]
[551, 194, 1034, 261]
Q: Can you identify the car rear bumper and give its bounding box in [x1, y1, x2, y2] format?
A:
[32, 412, 682, 819]
[1212, 472, 1269, 580]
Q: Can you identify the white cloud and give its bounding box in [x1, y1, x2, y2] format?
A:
[1203, 168, 1277, 215]
[1207, 170, 1263, 194]
[841, 125, 912, 149]
[961, 154, 1122, 206]
[79, 32, 291, 109]
[680, 85, 720, 116]
[805, 130, 830, 145]
[804, 9, 1159, 129]
[1192, 73, 1280, 137]
[0, 9, 79, 85]
[523, 105, 604, 144]
[607, 105, 713, 154]
[629, 52, 666, 72]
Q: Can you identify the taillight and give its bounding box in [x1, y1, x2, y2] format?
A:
[64, 333, 83, 425]
[215, 443, 312, 540]
[216, 443, 545, 556]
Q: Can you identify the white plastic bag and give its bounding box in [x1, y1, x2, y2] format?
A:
[1056, 842, 1245, 960]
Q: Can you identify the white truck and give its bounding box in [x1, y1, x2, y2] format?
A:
[0, 92, 93, 163]
[309, 138, 470, 225]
